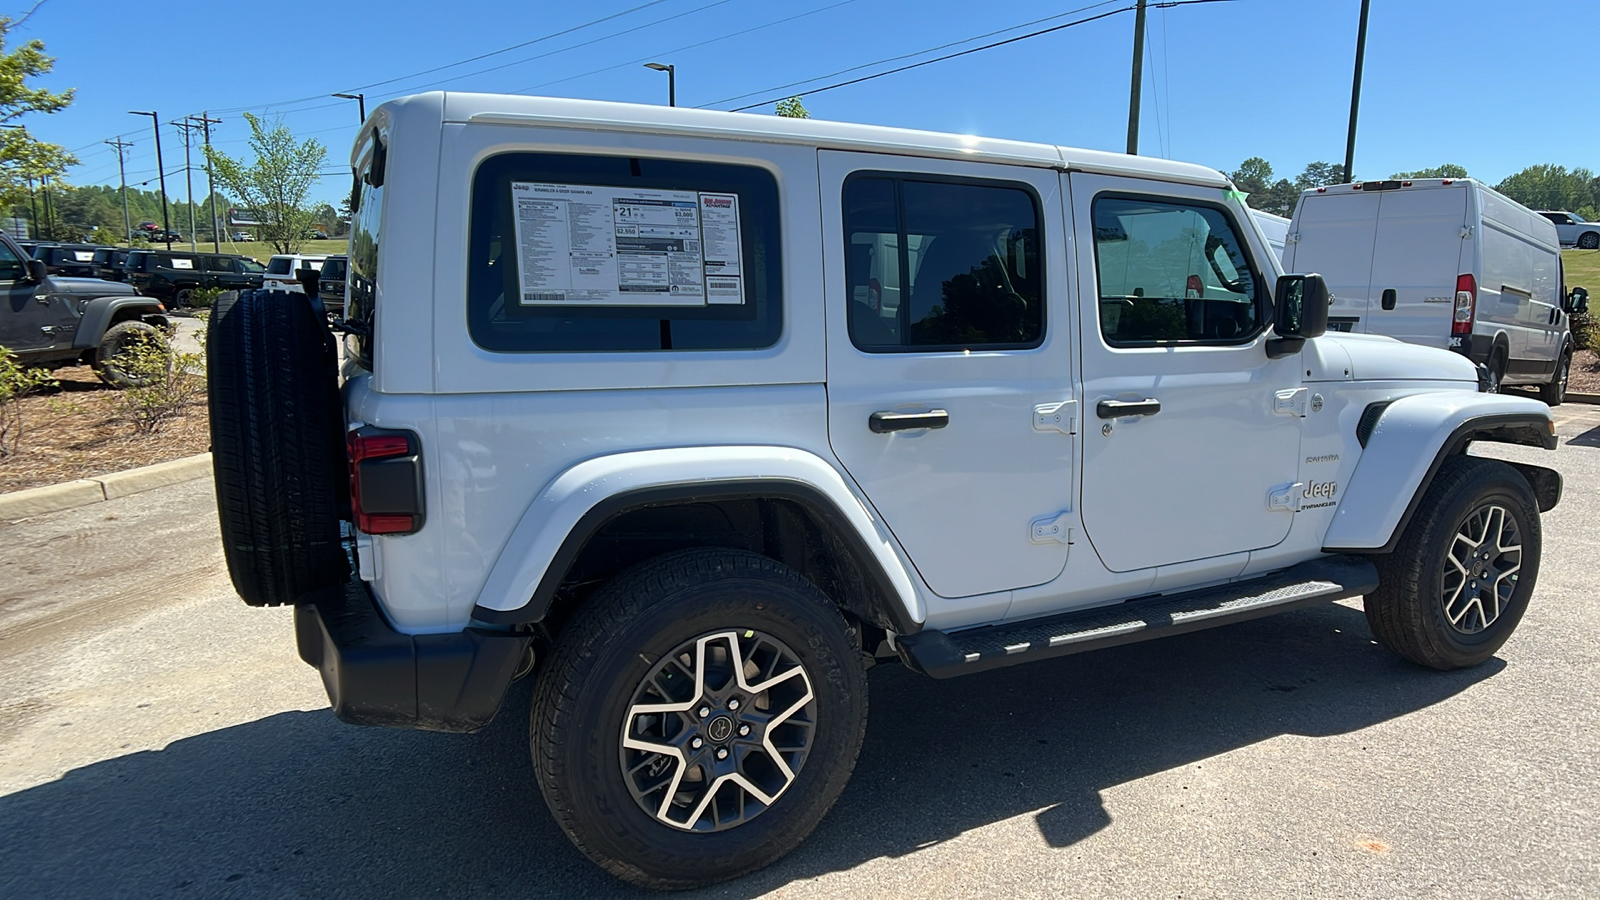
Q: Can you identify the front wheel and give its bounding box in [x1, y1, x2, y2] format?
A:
[1367, 456, 1541, 670]
[531, 549, 868, 889]
[1539, 347, 1570, 406]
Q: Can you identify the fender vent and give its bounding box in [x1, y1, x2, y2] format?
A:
[1357, 402, 1392, 448]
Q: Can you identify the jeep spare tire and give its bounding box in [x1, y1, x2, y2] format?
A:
[208, 289, 349, 607]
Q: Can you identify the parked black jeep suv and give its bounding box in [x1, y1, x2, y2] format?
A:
[126, 249, 265, 307]
[1, 232, 170, 387]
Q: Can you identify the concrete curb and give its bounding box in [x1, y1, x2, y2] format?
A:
[1568, 391, 1600, 405]
[0, 452, 211, 522]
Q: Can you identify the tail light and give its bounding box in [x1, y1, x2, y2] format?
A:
[347, 427, 424, 535]
[1453, 274, 1476, 335]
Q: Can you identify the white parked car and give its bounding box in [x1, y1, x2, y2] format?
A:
[206, 93, 1564, 890]
[261, 253, 327, 293]
[1536, 209, 1600, 249]
[1287, 178, 1589, 402]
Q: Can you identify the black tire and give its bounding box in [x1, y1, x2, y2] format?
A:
[207, 288, 348, 608]
[1366, 456, 1541, 670]
[532, 548, 868, 890]
[173, 287, 195, 308]
[1539, 346, 1570, 406]
[1579, 231, 1600, 250]
[93, 320, 168, 388]
[1483, 348, 1505, 393]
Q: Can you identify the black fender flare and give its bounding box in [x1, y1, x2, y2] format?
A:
[73, 296, 169, 350]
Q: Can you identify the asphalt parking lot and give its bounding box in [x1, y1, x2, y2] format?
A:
[1, 404, 1597, 898]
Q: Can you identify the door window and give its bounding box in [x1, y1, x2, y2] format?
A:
[0, 241, 24, 280]
[844, 175, 1043, 351]
[1091, 196, 1263, 345]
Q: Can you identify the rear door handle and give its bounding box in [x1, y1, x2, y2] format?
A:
[1096, 398, 1161, 418]
[869, 409, 949, 433]
[1381, 288, 1396, 310]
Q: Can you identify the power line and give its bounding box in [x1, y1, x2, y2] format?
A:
[701, 0, 1120, 109]
[726, 0, 1234, 112]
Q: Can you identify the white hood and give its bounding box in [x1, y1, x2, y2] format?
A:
[1308, 333, 1479, 384]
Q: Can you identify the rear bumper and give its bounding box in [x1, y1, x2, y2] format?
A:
[294, 580, 530, 732]
[1448, 332, 1493, 365]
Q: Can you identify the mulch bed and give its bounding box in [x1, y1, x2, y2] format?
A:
[1570, 350, 1600, 395]
[0, 365, 210, 494]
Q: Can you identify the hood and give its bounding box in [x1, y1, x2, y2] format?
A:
[49, 276, 138, 297]
[1307, 333, 1478, 384]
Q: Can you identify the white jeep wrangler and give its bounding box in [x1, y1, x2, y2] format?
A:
[207, 93, 1562, 890]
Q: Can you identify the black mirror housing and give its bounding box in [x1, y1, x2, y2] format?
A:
[1267, 273, 1330, 358]
[26, 257, 48, 283]
[1567, 286, 1589, 315]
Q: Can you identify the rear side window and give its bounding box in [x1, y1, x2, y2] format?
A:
[467, 152, 782, 352]
[265, 257, 291, 275]
[1091, 195, 1263, 345]
[239, 257, 265, 273]
[843, 174, 1043, 351]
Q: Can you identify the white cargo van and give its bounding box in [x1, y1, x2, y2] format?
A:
[1286, 178, 1588, 403]
[1250, 208, 1290, 264]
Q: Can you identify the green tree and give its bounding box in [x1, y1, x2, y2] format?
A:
[1392, 164, 1468, 179]
[1494, 164, 1599, 217]
[775, 96, 811, 119]
[1228, 157, 1300, 216]
[1296, 161, 1348, 190]
[203, 113, 327, 253]
[0, 19, 76, 216]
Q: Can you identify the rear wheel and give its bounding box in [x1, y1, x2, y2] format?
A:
[1579, 231, 1600, 250]
[1539, 346, 1570, 406]
[173, 287, 195, 308]
[532, 548, 868, 889]
[1366, 456, 1541, 670]
[1482, 348, 1505, 393]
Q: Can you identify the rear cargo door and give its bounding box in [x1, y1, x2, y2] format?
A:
[1286, 193, 1379, 332]
[1366, 187, 1468, 350]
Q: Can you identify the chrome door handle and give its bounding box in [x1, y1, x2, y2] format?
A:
[1096, 398, 1161, 418]
[869, 409, 949, 433]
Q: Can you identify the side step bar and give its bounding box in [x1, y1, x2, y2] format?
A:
[897, 555, 1379, 679]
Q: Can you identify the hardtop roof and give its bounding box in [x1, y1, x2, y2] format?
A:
[381, 92, 1230, 189]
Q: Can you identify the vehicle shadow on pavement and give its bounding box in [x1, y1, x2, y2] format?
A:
[0, 603, 1498, 898]
[1566, 423, 1600, 448]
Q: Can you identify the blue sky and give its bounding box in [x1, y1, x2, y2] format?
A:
[13, 0, 1599, 208]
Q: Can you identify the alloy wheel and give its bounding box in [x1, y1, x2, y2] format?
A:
[619, 629, 817, 832]
[1442, 503, 1521, 634]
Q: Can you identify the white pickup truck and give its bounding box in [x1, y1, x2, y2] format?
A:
[206, 93, 1563, 890]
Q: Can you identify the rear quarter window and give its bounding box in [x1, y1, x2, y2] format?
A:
[265, 257, 292, 275]
[467, 152, 782, 352]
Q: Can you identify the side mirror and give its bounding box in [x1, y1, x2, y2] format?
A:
[295, 266, 321, 296]
[25, 258, 48, 283]
[1566, 286, 1589, 315]
[1267, 273, 1330, 358]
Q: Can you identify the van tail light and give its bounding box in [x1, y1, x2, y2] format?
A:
[1453, 274, 1476, 335]
[347, 427, 424, 535]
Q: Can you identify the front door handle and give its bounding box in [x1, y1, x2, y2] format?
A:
[1096, 398, 1161, 419]
[869, 409, 949, 433]
[1381, 288, 1396, 310]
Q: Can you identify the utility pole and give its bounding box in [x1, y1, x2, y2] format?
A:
[129, 111, 172, 246]
[1125, 0, 1148, 155]
[172, 118, 200, 250]
[24, 174, 36, 238]
[40, 174, 52, 238]
[105, 138, 134, 242]
[192, 113, 222, 252]
[1342, 0, 1372, 184]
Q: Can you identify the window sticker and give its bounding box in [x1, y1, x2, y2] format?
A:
[509, 181, 744, 307]
[170, 258, 195, 269]
[74, 250, 95, 262]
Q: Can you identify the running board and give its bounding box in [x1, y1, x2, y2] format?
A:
[897, 555, 1379, 679]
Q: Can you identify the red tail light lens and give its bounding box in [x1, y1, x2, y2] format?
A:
[1453, 274, 1476, 335]
[347, 429, 423, 535]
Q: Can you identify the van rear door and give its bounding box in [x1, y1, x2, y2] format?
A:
[1365, 185, 1468, 350]
[1285, 192, 1379, 332]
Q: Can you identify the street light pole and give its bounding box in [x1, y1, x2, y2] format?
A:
[644, 62, 675, 107]
[1125, 0, 1148, 155]
[106, 138, 134, 242]
[129, 111, 172, 246]
[1342, 0, 1372, 184]
[332, 93, 365, 122]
